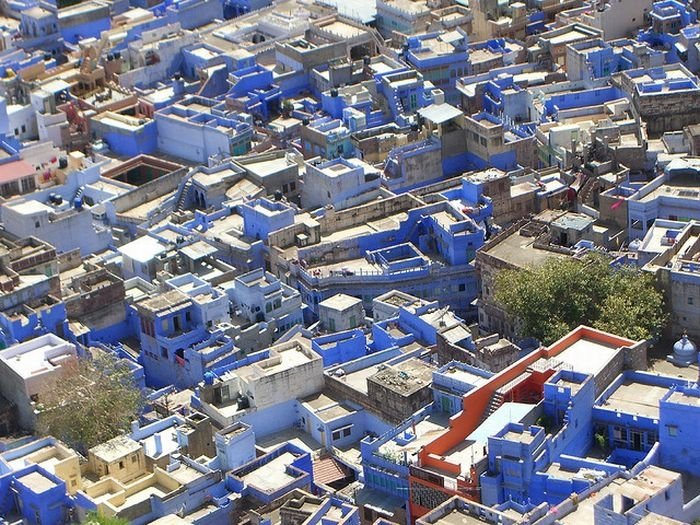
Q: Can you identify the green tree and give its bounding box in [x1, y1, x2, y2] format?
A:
[493, 253, 667, 345]
[281, 99, 294, 117]
[36, 353, 144, 455]
[83, 511, 130, 525]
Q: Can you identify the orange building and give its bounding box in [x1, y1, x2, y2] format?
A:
[408, 325, 645, 520]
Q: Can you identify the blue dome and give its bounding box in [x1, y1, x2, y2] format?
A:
[674, 334, 697, 358]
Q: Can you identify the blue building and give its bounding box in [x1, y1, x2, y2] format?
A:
[383, 137, 443, 191]
[161, 0, 224, 30]
[432, 361, 492, 415]
[237, 197, 295, 241]
[226, 442, 313, 504]
[311, 329, 367, 367]
[481, 369, 602, 506]
[226, 267, 304, 335]
[155, 96, 253, 164]
[215, 421, 256, 470]
[359, 404, 436, 502]
[298, 391, 388, 451]
[637, 0, 698, 63]
[301, 157, 382, 210]
[91, 112, 158, 157]
[57, 1, 110, 44]
[223, 0, 272, 18]
[404, 30, 469, 105]
[225, 64, 282, 121]
[300, 116, 353, 160]
[567, 38, 665, 82]
[17, 7, 63, 56]
[275, 179, 492, 319]
[678, 24, 700, 72]
[133, 280, 237, 388]
[0, 295, 66, 346]
[377, 69, 438, 123]
[627, 158, 700, 239]
[659, 381, 700, 477]
[0, 464, 71, 524]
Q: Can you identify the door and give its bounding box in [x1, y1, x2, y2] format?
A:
[441, 396, 451, 413]
[632, 431, 642, 451]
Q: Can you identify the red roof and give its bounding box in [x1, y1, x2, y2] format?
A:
[312, 457, 348, 486]
[0, 160, 35, 184]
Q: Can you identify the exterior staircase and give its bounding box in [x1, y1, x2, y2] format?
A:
[176, 180, 192, 211]
[480, 391, 505, 424]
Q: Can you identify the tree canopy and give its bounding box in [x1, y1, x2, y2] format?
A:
[36, 353, 144, 455]
[493, 253, 667, 345]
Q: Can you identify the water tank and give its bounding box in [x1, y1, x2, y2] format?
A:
[58, 157, 68, 169]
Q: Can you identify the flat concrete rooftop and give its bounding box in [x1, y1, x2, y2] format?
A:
[556, 337, 619, 377]
[600, 381, 669, 419]
[485, 231, 566, 269]
[241, 451, 298, 492]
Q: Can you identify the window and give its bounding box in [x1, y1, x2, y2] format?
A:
[35, 220, 40, 228]
[458, 283, 466, 292]
[290, 181, 296, 191]
[332, 429, 342, 441]
[14, 128, 18, 136]
[689, 297, 694, 305]
[667, 425, 678, 437]
[185, 311, 191, 322]
[343, 427, 351, 437]
[161, 347, 168, 358]
[265, 303, 272, 313]
[118, 461, 124, 469]
[161, 319, 169, 331]
[131, 455, 138, 463]
[21, 124, 26, 133]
